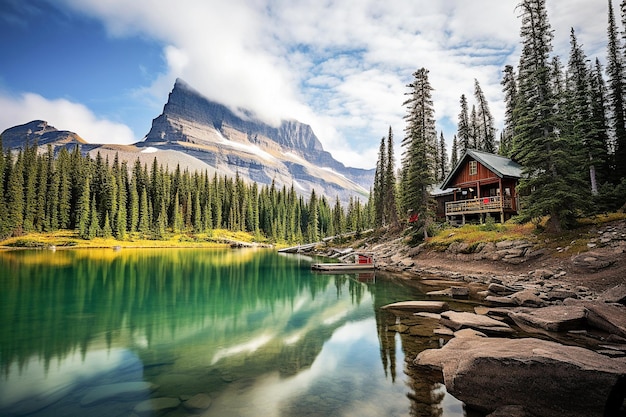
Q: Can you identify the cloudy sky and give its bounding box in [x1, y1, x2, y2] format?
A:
[0, 0, 611, 169]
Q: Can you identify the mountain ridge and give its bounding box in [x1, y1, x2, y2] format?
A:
[0, 80, 374, 203]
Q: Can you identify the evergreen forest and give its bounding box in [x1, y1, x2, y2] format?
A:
[0, 143, 370, 242]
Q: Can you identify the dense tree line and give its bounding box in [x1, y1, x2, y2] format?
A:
[0, 141, 370, 242]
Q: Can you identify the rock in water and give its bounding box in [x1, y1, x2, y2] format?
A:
[415, 337, 626, 417]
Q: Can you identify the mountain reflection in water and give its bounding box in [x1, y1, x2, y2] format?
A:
[0, 248, 466, 417]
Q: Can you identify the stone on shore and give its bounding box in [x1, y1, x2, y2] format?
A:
[508, 305, 587, 332]
[585, 302, 626, 339]
[381, 301, 449, 313]
[440, 311, 514, 335]
[598, 283, 626, 305]
[415, 337, 626, 417]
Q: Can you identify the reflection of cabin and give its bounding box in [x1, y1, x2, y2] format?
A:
[434, 150, 523, 225]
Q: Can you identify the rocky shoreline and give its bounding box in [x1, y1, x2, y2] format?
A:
[305, 221, 626, 417]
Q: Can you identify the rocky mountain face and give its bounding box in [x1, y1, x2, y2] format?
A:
[141, 79, 373, 201]
[0, 80, 374, 204]
[1, 120, 86, 149]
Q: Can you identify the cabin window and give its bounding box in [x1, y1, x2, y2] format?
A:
[469, 160, 477, 175]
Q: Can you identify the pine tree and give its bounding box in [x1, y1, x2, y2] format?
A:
[88, 196, 100, 240]
[608, 0, 626, 181]
[373, 136, 386, 227]
[501, 65, 518, 157]
[438, 131, 448, 181]
[469, 105, 479, 150]
[457, 94, 471, 154]
[512, 0, 586, 231]
[5, 149, 24, 235]
[474, 79, 496, 153]
[22, 144, 38, 232]
[77, 174, 91, 239]
[138, 186, 150, 236]
[57, 149, 72, 229]
[384, 126, 399, 225]
[306, 189, 319, 242]
[589, 58, 612, 184]
[45, 146, 60, 231]
[450, 135, 459, 168]
[0, 139, 7, 237]
[401, 67, 437, 239]
[567, 28, 605, 196]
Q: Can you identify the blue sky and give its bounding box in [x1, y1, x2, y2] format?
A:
[0, 0, 610, 168]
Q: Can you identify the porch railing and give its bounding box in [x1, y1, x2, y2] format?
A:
[445, 196, 514, 215]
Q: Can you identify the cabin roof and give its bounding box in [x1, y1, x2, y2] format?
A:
[440, 149, 523, 190]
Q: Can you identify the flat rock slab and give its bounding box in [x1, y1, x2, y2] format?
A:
[134, 397, 180, 414]
[509, 305, 587, 332]
[440, 311, 514, 335]
[415, 337, 626, 417]
[81, 382, 158, 406]
[585, 302, 626, 339]
[598, 284, 626, 304]
[382, 301, 449, 313]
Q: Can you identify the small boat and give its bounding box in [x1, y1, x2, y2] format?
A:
[311, 253, 375, 272]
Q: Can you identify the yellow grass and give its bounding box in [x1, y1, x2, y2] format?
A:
[0, 229, 266, 250]
[425, 221, 536, 251]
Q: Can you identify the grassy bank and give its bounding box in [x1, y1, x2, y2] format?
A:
[0, 229, 273, 250]
[424, 212, 626, 254]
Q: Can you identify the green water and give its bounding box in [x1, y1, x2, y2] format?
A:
[0, 248, 465, 417]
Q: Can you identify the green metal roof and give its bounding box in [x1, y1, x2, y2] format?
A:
[440, 149, 523, 190]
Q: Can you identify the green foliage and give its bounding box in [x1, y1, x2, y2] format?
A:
[0, 143, 369, 244]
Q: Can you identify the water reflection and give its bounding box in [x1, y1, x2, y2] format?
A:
[0, 249, 466, 417]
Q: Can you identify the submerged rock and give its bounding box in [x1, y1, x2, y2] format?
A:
[80, 382, 158, 406]
[440, 311, 514, 335]
[133, 397, 180, 414]
[381, 301, 449, 313]
[415, 337, 626, 417]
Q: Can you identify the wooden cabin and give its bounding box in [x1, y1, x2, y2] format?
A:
[434, 150, 523, 225]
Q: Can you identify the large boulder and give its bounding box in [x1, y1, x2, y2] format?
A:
[415, 337, 626, 417]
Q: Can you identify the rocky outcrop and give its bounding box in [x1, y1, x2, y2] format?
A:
[141, 79, 374, 203]
[415, 336, 626, 417]
[1, 120, 86, 149]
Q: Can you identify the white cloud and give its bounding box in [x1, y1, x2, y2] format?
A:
[0, 91, 136, 144]
[29, 0, 612, 168]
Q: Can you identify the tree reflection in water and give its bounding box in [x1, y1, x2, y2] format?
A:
[0, 249, 466, 417]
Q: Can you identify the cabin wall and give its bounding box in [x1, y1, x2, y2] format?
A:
[448, 158, 499, 188]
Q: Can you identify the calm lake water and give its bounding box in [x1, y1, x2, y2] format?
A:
[0, 248, 470, 417]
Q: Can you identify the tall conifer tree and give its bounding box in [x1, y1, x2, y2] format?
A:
[608, 0, 626, 180]
[474, 79, 497, 153]
[501, 65, 518, 157]
[384, 126, 398, 225]
[457, 94, 471, 154]
[402, 68, 437, 239]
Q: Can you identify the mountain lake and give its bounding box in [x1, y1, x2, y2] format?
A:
[0, 248, 473, 417]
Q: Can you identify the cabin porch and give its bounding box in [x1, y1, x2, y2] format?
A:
[444, 180, 518, 225]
